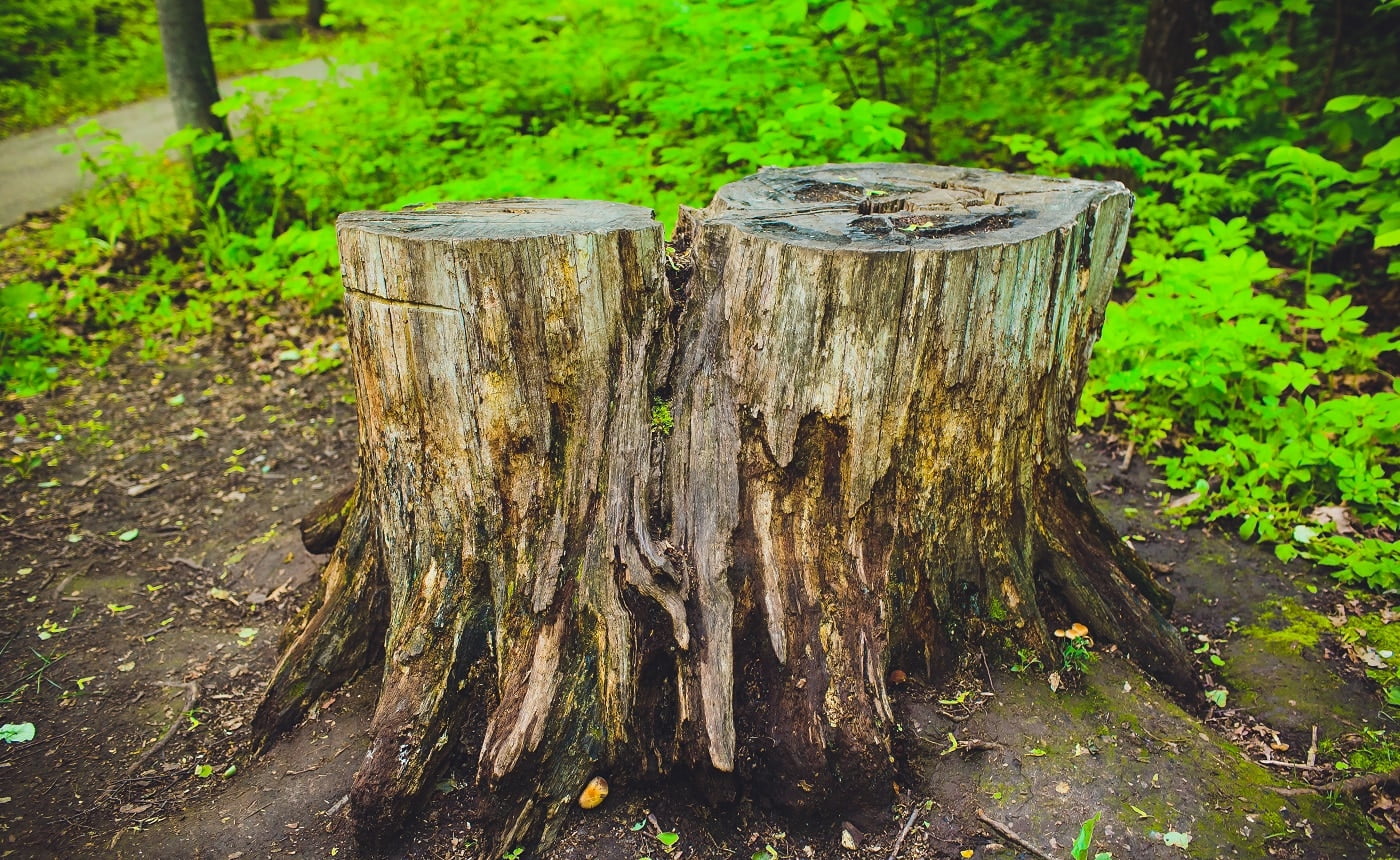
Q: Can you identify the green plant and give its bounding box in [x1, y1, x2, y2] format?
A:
[1070, 811, 1111, 860]
[650, 398, 674, 436]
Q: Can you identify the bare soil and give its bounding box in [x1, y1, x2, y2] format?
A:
[1, 338, 1396, 859]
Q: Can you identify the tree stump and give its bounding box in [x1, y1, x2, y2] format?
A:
[253, 166, 1199, 854]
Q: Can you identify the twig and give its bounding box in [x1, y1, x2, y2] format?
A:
[975, 810, 1056, 860]
[887, 802, 922, 860]
[1259, 758, 1329, 773]
[1119, 441, 1134, 471]
[52, 562, 91, 599]
[125, 681, 199, 776]
[170, 557, 211, 574]
[324, 794, 350, 817]
[1306, 725, 1318, 768]
[980, 648, 996, 693]
[1269, 764, 1400, 798]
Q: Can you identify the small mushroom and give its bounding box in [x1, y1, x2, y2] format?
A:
[887, 669, 907, 685]
[578, 776, 609, 809]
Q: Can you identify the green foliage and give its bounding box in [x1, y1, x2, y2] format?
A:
[650, 399, 674, 436]
[2, 0, 1396, 595]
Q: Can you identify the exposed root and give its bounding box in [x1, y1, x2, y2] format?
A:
[1269, 765, 1400, 797]
[126, 681, 199, 777]
[975, 809, 1057, 860]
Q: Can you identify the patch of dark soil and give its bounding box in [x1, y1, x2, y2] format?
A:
[1, 351, 1394, 859]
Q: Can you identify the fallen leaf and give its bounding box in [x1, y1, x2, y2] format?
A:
[1166, 491, 1200, 509]
[0, 723, 35, 743]
[1054, 781, 1070, 794]
[1048, 671, 1062, 692]
[1308, 504, 1355, 535]
[117, 662, 135, 672]
[1163, 831, 1191, 849]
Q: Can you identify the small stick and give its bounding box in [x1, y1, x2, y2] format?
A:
[1306, 725, 1318, 768]
[1119, 441, 1134, 471]
[1269, 764, 1400, 798]
[975, 810, 1056, 860]
[125, 681, 199, 776]
[980, 648, 996, 693]
[887, 802, 922, 860]
[1259, 759, 1329, 773]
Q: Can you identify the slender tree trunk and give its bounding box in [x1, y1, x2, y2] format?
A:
[1137, 0, 1216, 97]
[305, 0, 326, 29]
[251, 0, 273, 20]
[255, 166, 1200, 855]
[155, 0, 237, 215]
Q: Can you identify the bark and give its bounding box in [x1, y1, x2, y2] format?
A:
[256, 167, 1200, 854]
[155, 0, 237, 213]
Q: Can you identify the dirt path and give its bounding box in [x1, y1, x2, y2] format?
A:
[0, 59, 359, 229]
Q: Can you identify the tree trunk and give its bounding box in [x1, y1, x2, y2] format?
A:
[251, 0, 273, 20]
[155, 0, 237, 214]
[305, 0, 326, 29]
[1137, 0, 1216, 97]
[255, 166, 1200, 854]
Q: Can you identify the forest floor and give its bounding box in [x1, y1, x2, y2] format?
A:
[1, 322, 1398, 859]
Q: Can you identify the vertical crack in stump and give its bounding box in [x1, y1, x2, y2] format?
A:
[256, 168, 1199, 854]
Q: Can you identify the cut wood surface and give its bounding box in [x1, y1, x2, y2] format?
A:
[255, 165, 1199, 855]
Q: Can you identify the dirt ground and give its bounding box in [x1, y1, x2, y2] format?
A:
[2, 334, 1398, 859]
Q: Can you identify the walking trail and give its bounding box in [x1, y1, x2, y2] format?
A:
[0, 58, 353, 228]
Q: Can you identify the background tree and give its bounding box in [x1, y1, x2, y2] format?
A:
[1137, 0, 1216, 97]
[155, 0, 237, 215]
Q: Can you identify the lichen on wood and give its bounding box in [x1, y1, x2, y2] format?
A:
[255, 166, 1199, 854]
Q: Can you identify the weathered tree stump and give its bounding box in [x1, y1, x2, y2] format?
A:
[253, 166, 1199, 854]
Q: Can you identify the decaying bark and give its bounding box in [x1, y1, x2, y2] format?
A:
[255, 166, 1200, 854]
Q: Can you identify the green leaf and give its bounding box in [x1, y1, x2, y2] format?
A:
[1205, 688, 1228, 707]
[817, 0, 852, 32]
[0, 723, 36, 743]
[194, 764, 214, 778]
[1323, 94, 1367, 113]
[1071, 812, 1100, 860]
[118, 529, 139, 542]
[1163, 831, 1191, 850]
[1375, 228, 1400, 249]
[656, 832, 680, 847]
